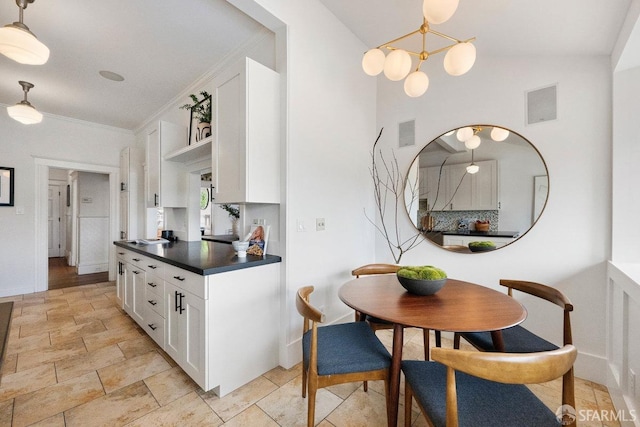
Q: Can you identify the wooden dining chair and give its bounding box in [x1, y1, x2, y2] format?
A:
[403, 345, 578, 427]
[352, 264, 441, 360]
[453, 279, 575, 414]
[296, 286, 391, 427]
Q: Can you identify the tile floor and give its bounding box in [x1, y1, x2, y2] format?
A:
[0, 281, 620, 426]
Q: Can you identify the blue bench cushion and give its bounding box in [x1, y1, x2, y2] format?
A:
[461, 325, 559, 353]
[303, 322, 391, 376]
[402, 360, 560, 427]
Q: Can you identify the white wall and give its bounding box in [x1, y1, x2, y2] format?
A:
[375, 55, 612, 384]
[0, 113, 133, 295]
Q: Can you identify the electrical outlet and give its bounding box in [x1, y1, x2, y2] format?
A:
[630, 369, 637, 397]
[316, 218, 326, 231]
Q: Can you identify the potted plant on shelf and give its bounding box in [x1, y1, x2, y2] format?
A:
[219, 204, 240, 237]
[180, 91, 212, 143]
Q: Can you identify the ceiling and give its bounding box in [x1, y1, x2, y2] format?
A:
[0, 0, 635, 131]
[0, 0, 266, 130]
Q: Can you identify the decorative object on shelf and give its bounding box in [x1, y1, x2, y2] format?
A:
[244, 224, 270, 257]
[367, 128, 423, 263]
[468, 241, 496, 252]
[475, 220, 490, 231]
[7, 80, 42, 124]
[0, 0, 49, 65]
[396, 265, 447, 295]
[180, 91, 212, 145]
[219, 204, 240, 236]
[361, 0, 475, 97]
[0, 167, 15, 207]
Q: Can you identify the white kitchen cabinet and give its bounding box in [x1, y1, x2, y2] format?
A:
[119, 147, 141, 240]
[214, 57, 280, 204]
[426, 160, 498, 211]
[114, 244, 280, 396]
[146, 121, 188, 208]
[115, 250, 127, 308]
[165, 281, 206, 385]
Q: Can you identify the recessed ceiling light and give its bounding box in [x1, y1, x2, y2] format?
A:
[99, 70, 124, 82]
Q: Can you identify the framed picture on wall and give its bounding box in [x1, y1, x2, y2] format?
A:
[0, 167, 14, 207]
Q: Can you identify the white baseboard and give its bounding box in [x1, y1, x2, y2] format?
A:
[76, 263, 108, 275]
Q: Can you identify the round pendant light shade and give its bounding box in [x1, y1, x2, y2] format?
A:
[404, 71, 429, 97]
[464, 134, 481, 150]
[444, 42, 476, 76]
[7, 102, 42, 124]
[491, 127, 510, 141]
[0, 25, 49, 65]
[456, 127, 473, 142]
[466, 163, 479, 174]
[383, 49, 412, 81]
[423, 0, 459, 25]
[7, 80, 42, 124]
[362, 48, 386, 76]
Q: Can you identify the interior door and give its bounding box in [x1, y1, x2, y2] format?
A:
[48, 185, 61, 257]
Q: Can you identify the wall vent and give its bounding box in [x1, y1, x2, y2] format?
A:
[398, 119, 415, 147]
[526, 84, 557, 125]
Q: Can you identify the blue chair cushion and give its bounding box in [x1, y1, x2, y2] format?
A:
[402, 360, 560, 427]
[461, 325, 559, 353]
[303, 322, 391, 376]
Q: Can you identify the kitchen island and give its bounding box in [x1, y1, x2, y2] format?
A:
[440, 229, 519, 248]
[113, 240, 281, 396]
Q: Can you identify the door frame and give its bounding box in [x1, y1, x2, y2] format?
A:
[35, 158, 119, 292]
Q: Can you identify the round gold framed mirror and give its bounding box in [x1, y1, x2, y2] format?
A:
[404, 125, 549, 253]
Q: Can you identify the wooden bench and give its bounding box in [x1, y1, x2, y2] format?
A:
[0, 302, 13, 384]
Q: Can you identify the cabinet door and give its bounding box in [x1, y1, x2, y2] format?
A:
[216, 70, 242, 203]
[120, 147, 130, 192]
[425, 166, 449, 211]
[181, 290, 206, 383]
[472, 160, 498, 210]
[146, 128, 161, 208]
[130, 266, 146, 326]
[448, 164, 473, 211]
[164, 282, 181, 361]
[116, 259, 126, 308]
[123, 263, 134, 316]
[119, 192, 129, 240]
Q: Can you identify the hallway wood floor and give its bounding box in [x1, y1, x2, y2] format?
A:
[48, 258, 109, 290]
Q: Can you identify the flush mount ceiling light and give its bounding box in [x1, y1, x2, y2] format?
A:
[99, 70, 125, 82]
[0, 0, 49, 65]
[7, 80, 43, 124]
[362, 0, 476, 98]
[456, 126, 510, 149]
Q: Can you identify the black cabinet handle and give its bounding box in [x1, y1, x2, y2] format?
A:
[121, 182, 126, 191]
[133, 270, 140, 275]
[174, 291, 185, 314]
[179, 292, 185, 314]
[147, 282, 157, 288]
[148, 300, 157, 306]
[154, 193, 159, 206]
[133, 258, 141, 262]
[148, 324, 157, 331]
[118, 262, 123, 275]
[173, 276, 185, 282]
[148, 265, 157, 269]
[210, 184, 215, 201]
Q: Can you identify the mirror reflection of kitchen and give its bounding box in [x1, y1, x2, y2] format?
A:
[405, 125, 549, 252]
[200, 172, 240, 240]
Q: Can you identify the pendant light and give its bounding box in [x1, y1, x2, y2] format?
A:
[0, 0, 49, 65]
[466, 149, 479, 174]
[7, 81, 43, 124]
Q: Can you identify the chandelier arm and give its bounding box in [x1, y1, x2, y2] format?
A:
[383, 46, 422, 58]
[428, 27, 476, 44]
[377, 28, 423, 49]
[426, 37, 476, 57]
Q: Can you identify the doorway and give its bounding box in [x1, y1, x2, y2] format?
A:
[35, 159, 119, 293]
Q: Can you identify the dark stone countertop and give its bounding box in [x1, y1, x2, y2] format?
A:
[438, 230, 520, 238]
[201, 234, 238, 244]
[114, 240, 281, 276]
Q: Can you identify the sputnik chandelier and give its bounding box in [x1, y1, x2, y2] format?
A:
[361, 0, 476, 97]
[453, 125, 510, 174]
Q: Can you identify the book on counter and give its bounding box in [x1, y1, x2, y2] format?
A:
[243, 224, 270, 257]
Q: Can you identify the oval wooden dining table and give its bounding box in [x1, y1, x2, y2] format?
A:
[339, 275, 527, 427]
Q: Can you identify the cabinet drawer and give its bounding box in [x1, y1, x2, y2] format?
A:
[164, 264, 206, 300]
[145, 287, 165, 317]
[144, 308, 164, 348]
[145, 275, 164, 298]
[126, 252, 149, 270]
